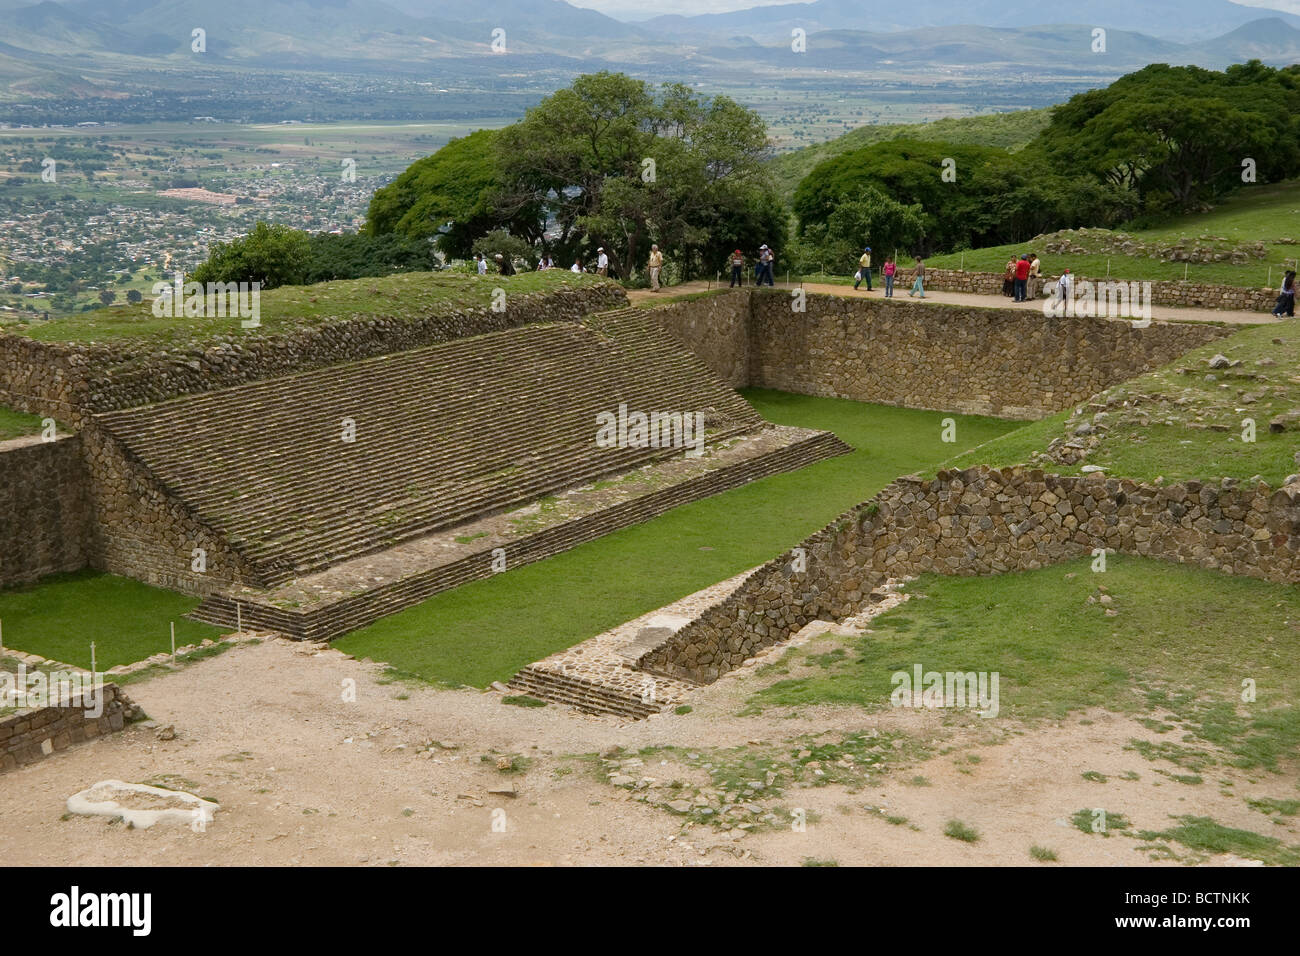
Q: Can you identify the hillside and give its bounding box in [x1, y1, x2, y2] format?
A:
[768, 108, 1053, 199]
[926, 179, 1300, 290]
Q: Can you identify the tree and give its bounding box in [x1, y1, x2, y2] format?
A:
[98, 289, 116, 306]
[126, 289, 143, 304]
[191, 221, 312, 290]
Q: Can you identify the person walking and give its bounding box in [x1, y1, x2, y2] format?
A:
[596, 247, 609, 276]
[648, 244, 664, 292]
[494, 253, 515, 276]
[1273, 270, 1296, 317]
[883, 256, 897, 297]
[1056, 269, 1073, 310]
[907, 256, 926, 297]
[1028, 253, 1042, 299]
[1013, 254, 1031, 302]
[729, 249, 745, 287]
[475, 253, 487, 276]
[1002, 256, 1016, 297]
[854, 246, 873, 291]
[758, 244, 774, 286]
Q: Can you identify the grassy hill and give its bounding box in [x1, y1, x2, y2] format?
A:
[945, 316, 1300, 486]
[928, 179, 1300, 290]
[768, 107, 1052, 199]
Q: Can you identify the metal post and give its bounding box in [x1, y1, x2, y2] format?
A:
[170, 621, 176, 662]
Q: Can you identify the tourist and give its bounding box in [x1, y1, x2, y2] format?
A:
[1056, 269, 1073, 307]
[571, 258, 584, 273]
[1028, 253, 1042, 299]
[758, 244, 774, 286]
[729, 249, 745, 287]
[537, 254, 554, 271]
[1273, 270, 1296, 317]
[854, 246, 873, 291]
[648, 244, 664, 292]
[883, 256, 897, 298]
[907, 257, 926, 298]
[494, 253, 515, 277]
[596, 247, 609, 276]
[1014, 254, 1031, 302]
[475, 254, 487, 276]
[1002, 257, 1016, 297]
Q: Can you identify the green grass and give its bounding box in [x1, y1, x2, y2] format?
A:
[944, 318, 1300, 486]
[943, 819, 980, 843]
[928, 180, 1300, 291]
[1138, 816, 1300, 866]
[748, 553, 1300, 771]
[7, 270, 611, 346]
[1029, 845, 1058, 862]
[0, 570, 223, 669]
[335, 392, 1022, 687]
[0, 404, 46, 441]
[1072, 808, 1131, 835]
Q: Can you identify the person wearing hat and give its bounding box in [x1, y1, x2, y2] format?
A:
[854, 246, 873, 291]
[596, 247, 609, 276]
[762, 244, 775, 286]
[494, 253, 515, 277]
[729, 248, 745, 288]
[648, 244, 664, 292]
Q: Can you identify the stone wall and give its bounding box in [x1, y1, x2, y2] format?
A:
[746, 291, 1231, 418]
[1, 682, 136, 772]
[80, 426, 257, 596]
[644, 291, 751, 386]
[638, 465, 1300, 683]
[0, 435, 91, 588]
[0, 284, 628, 425]
[891, 268, 1278, 312]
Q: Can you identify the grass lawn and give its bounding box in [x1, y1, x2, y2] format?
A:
[944, 317, 1300, 485]
[748, 553, 1300, 772]
[335, 392, 1024, 687]
[0, 570, 223, 670]
[927, 180, 1300, 290]
[6, 270, 612, 346]
[0, 404, 45, 441]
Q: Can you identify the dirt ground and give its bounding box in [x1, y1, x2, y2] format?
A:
[2, 630, 1292, 867]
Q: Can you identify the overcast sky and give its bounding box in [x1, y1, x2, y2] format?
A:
[578, 0, 1300, 22]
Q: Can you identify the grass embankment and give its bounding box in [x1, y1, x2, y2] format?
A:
[751, 553, 1298, 767]
[928, 180, 1300, 291]
[944, 318, 1300, 485]
[4, 270, 612, 346]
[0, 570, 223, 670]
[0, 404, 45, 441]
[334, 392, 1023, 687]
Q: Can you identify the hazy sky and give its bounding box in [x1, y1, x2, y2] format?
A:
[578, 0, 1300, 21]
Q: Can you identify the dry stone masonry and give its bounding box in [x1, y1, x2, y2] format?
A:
[0, 434, 91, 588]
[638, 465, 1300, 683]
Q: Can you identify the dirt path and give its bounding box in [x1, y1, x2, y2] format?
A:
[629, 281, 1278, 326]
[2, 634, 1288, 866]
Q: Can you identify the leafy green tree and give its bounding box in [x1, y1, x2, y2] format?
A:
[126, 289, 143, 304]
[191, 221, 312, 290]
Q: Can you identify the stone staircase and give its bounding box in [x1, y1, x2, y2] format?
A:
[94, 310, 764, 588]
[506, 667, 669, 720]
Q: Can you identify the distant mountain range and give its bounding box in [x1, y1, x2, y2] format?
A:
[0, 0, 1295, 103]
[643, 0, 1300, 44]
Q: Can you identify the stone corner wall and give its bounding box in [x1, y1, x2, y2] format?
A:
[0, 683, 137, 773]
[640, 290, 751, 387]
[639, 464, 1300, 683]
[0, 433, 91, 589]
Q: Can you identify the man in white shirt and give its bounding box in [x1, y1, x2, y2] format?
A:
[648, 244, 664, 291]
[475, 254, 487, 275]
[596, 247, 609, 276]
